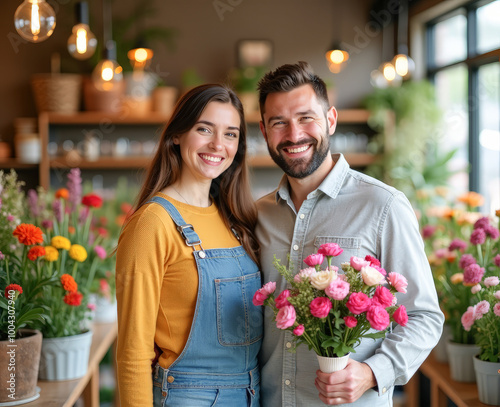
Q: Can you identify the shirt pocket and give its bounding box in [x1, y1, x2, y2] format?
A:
[314, 236, 361, 265]
[215, 271, 263, 346]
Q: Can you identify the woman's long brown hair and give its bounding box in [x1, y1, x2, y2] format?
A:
[134, 84, 260, 265]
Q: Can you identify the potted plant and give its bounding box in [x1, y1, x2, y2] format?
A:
[231, 65, 267, 116]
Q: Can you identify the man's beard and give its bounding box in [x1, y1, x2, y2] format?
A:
[267, 134, 331, 179]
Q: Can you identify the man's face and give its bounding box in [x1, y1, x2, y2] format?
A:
[260, 84, 336, 179]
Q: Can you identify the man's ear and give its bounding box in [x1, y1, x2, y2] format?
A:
[259, 120, 268, 143]
[327, 106, 338, 136]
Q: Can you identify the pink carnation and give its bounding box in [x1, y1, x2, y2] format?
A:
[252, 281, 276, 306]
[471, 284, 482, 294]
[318, 243, 343, 257]
[373, 265, 387, 276]
[304, 253, 324, 267]
[470, 228, 486, 245]
[275, 305, 296, 329]
[494, 255, 500, 267]
[422, 225, 437, 239]
[294, 267, 316, 283]
[344, 316, 358, 328]
[365, 255, 381, 267]
[494, 303, 500, 317]
[485, 225, 499, 240]
[293, 324, 305, 336]
[461, 307, 476, 331]
[495, 291, 500, 300]
[474, 217, 490, 230]
[94, 245, 107, 260]
[434, 248, 449, 259]
[459, 254, 476, 270]
[261, 281, 276, 295]
[350, 256, 370, 271]
[346, 292, 372, 315]
[484, 277, 500, 287]
[372, 286, 394, 308]
[325, 279, 350, 301]
[475, 300, 490, 317]
[309, 297, 332, 318]
[393, 305, 408, 326]
[366, 305, 390, 330]
[448, 239, 468, 251]
[275, 290, 291, 309]
[387, 272, 408, 293]
[463, 264, 485, 286]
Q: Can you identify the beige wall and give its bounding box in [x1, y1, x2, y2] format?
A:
[0, 0, 386, 144]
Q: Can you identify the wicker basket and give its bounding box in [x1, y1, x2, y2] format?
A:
[31, 74, 82, 113]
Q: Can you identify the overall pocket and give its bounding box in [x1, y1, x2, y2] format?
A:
[215, 271, 263, 346]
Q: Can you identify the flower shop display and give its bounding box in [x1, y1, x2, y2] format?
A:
[253, 243, 409, 373]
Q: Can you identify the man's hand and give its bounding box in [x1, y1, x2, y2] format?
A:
[314, 359, 377, 405]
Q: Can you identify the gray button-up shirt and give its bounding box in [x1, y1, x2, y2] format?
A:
[256, 154, 444, 407]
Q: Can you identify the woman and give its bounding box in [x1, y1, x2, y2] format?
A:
[115, 84, 262, 407]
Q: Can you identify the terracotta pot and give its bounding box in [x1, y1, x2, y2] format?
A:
[0, 329, 42, 403]
[83, 76, 124, 113]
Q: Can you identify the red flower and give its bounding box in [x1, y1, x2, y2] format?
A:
[365, 255, 381, 267]
[63, 291, 83, 306]
[4, 284, 23, 300]
[97, 227, 108, 237]
[12, 224, 44, 246]
[28, 245, 46, 261]
[81, 193, 103, 208]
[60, 274, 78, 292]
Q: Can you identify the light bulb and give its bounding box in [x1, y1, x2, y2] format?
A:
[68, 23, 97, 60]
[382, 62, 396, 82]
[325, 49, 349, 74]
[92, 59, 123, 91]
[14, 0, 56, 43]
[392, 54, 415, 79]
[127, 47, 154, 71]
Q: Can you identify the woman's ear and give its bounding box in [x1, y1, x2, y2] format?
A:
[173, 137, 179, 145]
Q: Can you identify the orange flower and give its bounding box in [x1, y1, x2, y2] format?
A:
[28, 245, 46, 261]
[121, 202, 133, 215]
[55, 188, 69, 200]
[12, 224, 44, 246]
[68, 226, 76, 234]
[496, 209, 500, 217]
[63, 291, 83, 306]
[60, 274, 78, 292]
[458, 192, 484, 208]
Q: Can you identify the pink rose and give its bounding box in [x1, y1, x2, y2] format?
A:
[422, 225, 437, 239]
[373, 265, 387, 276]
[344, 316, 358, 328]
[485, 225, 499, 239]
[346, 292, 372, 315]
[365, 255, 381, 267]
[475, 300, 490, 316]
[294, 267, 315, 283]
[484, 276, 499, 287]
[448, 239, 468, 251]
[261, 281, 277, 295]
[470, 228, 486, 245]
[366, 305, 390, 330]
[461, 307, 475, 331]
[325, 279, 350, 301]
[372, 286, 394, 308]
[494, 255, 500, 267]
[463, 264, 485, 286]
[393, 305, 408, 326]
[293, 324, 305, 336]
[459, 254, 476, 269]
[309, 297, 332, 318]
[495, 291, 500, 300]
[494, 303, 500, 317]
[350, 256, 370, 271]
[275, 290, 291, 309]
[361, 266, 385, 286]
[471, 284, 482, 294]
[387, 272, 408, 294]
[276, 305, 296, 329]
[252, 281, 276, 306]
[304, 254, 324, 267]
[318, 243, 343, 257]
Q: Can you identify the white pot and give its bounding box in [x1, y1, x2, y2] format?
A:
[446, 340, 480, 383]
[316, 353, 350, 373]
[89, 294, 117, 323]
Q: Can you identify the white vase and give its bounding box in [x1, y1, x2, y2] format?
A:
[446, 340, 480, 383]
[38, 330, 93, 381]
[473, 356, 500, 405]
[316, 353, 350, 373]
[89, 294, 117, 323]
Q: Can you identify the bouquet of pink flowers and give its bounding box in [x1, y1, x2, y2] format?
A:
[253, 243, 409, 358]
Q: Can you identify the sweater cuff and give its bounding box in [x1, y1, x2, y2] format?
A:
[364, 353, 395, 397]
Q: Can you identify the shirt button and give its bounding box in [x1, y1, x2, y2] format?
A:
[286, 342, 292, 348]
[299, 214, 305, 219]
[285, 379, 291, 386]
[293, 244, 299, 251]
[167, 376, 175, 383]
[382, 387, 387, 394]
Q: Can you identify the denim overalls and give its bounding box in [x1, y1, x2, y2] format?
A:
[149, 196, 262, 407]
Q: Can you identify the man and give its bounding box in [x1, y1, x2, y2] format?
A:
[255, 61, 444, 406]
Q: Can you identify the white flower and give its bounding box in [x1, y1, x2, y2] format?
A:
[361, 266, 385, 286]
[310, 269, 337, 290]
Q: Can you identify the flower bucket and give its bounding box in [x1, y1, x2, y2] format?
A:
[0, 329, 42, 404]
[316, 353, 350, 373]
[38, 330, 93, 381]
[446, 341, 480, 383]
[89, 294, 117, 323]
[473, 356, 500, 405]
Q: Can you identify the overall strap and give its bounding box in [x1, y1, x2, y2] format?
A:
[147, 196, 204, 251]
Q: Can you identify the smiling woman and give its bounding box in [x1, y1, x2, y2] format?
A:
[115, 84, 262, 407]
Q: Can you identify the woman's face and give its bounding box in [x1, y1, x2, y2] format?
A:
[174, 101, 241, 183]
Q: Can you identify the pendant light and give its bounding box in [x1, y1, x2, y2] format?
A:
[391, 0, 415, 79]
[67, 1, 97, 60]
[325, 0, 349, 74]
[370, 21, 402, 88]
[14, 0, 56, 43]
[128, 42, 154, 71]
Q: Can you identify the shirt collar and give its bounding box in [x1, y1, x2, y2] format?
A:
[274, 153, 350, 203]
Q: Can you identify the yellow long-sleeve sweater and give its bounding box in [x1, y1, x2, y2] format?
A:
[115, 193, 240, 407]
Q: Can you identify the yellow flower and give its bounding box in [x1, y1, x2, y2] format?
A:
[51, 236, 71, 250]
[450, 273, 464, 284]
[69, 244, 87, 262]
[44, 246, 59, 262]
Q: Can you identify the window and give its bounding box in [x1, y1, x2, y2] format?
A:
[426, 0, 500, 214]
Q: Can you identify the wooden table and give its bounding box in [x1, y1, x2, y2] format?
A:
[405, 352, 488, 407]
[31, 321, 118, 407]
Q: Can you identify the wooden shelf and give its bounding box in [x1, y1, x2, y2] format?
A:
[248, 153, 379, 168]
[246, 109, 372, 124]
[49, 156, 151, 169]
[0, 158, 38, 169]
[41, 111, 169, 125]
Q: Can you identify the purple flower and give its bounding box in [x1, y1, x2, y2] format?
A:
[27, 189, 41, 217]
[67, 168, 82, 211]
[459, 254, 476, 270]
[473, 217, 490, 230]
[422, 225, 437, 239]
[41, 219, 53, 229]
[470, 228, 486, 245]
[52, 199, 63, 223]
[484, 225, 499, 240]
[463, 263, 485, 286]
[448, 239, 468, 252]
[494, 255, 500, 267]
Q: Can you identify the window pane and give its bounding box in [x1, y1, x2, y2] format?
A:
[434, 14, 467, 66]
[434, 65, 469, 195]
[478, 62, 500, 215]
[477, 0, 500, 54]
